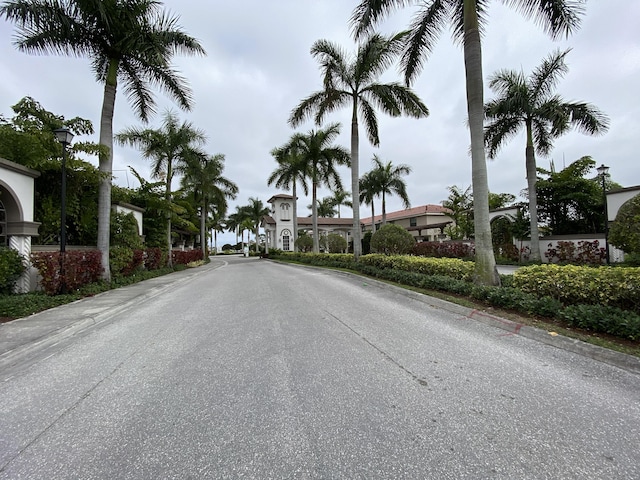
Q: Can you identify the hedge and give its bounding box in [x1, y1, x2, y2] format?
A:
[513, 264, 640, 313]
[359, 254, 475, 281]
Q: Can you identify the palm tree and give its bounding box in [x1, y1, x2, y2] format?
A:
[290, 124, 350, 253]
[241, 198, 270, 252]
[116, 111, 206, 267]
[268, 138, 310, 251]
[331, 189, 353, 218]
[359, 170, 380, 233]
[225, 212, 241, 248]
[179, 152, 238, 259]
[369, 154, 411, 225]
[309, 197, 338, 218]
[289, 32, 429, 259]
[484, 49, 609, 261]
[1, 0, 205, 281]
[351, 0, 584, 285]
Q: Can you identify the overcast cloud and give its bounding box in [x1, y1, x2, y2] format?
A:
[1, 1, 638, 246]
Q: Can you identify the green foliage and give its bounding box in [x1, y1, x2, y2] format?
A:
[327, 233, 347, 253]
[295, 233, 314, 252]
[0, 247, 25, 294]
[558, 305, 640, 341]
[513, 264, 640, 312]
[360, 254, 475, 281]
[31, 250, 102, 295]
[111, 211, 143, 249]
[442, 185, 473, 240]
[362, 231, 373, 255]
[109, 246, 135, 278]
[370, 224, 415, 255]
[609, 193, 640, 254]
[412, 241, 475, 259]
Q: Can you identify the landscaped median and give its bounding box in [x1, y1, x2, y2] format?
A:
[268, 252, 640, 344]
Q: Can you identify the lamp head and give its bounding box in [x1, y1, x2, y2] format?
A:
[53, 127, 74, 147]
[596, 164, 609, 177]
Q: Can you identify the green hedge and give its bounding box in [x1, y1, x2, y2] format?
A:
[513, 264, 640, 313]
[359, 254, 475, 281]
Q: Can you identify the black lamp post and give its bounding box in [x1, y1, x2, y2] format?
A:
[596, 163, 610, 265]
[53, 127, 74, 293]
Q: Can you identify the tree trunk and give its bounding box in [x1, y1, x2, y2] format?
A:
[200, 198, 207, 259]
[463, 0, 499, 286]
[97, 61, 119, 283]
[525, 134, 541, 261]
[292, 181, 298, 251]
[351, 102, 362, 259]
[312, 179, 319, 253]
[382, 191, 387, 226]
[166, 157, 173, 268]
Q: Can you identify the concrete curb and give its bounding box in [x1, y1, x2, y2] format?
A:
[276, 261, 640, 376]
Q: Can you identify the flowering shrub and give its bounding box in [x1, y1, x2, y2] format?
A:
[32, 250, 102, 295]
[172, 250, 203, 265]
[545, 240, 606, 265]
[412, 241, 474, 259]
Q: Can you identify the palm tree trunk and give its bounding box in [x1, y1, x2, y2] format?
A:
[351, 105, 362, 259]
[166, 159, 173, 268]
[292, 181, 299, 251]
[463, 0, 499, 286]
[525, 140, 541, 261]
[312, 179, 319, 253]
[200, 198, 207, 259]
[97, 68, 118, 283]
[382, 191, 387, 226]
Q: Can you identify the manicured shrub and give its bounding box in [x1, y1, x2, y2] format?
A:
[109, 246, 134, 278]
[144, 247, 165, 270]
[172, 249, 203, 265]
[327, 233, 348, 253]
[370, 224, 415, 255]
[295, 234, 313, 252]
[609, 193, 640, 255]
[32, 250, 102, 295]
[0, 247, 26, 294]
[513, 264, 640, 312]
[544, 240, 606, 265]
[360, 254, 475, 281]
[558, 304, 640, 340]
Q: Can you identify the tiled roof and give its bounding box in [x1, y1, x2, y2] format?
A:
[361, 204, 451, 224]
[267, 193, 294, 203]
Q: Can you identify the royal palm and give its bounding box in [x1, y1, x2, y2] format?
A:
[484, 49, 609, 261]
[116, 111, 206, 267]
[369, 154, 411, 225]
[1, 0, 205, 280]
[352, 0, 584, 285]
[180, 152, 238, 259]
[289, 32, 428, 259]
[290, 124, 349, 253]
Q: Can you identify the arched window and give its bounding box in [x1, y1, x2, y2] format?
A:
[281, 203, 290, 221]
[0, 199, 6, 247]
[281, 229, 292, 251]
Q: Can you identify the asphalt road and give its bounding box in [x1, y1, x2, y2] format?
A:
[1, 256, 639, 479]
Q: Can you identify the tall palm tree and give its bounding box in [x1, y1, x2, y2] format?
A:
[268, 138, 310, 251]
[289, 32, 429, 259]
[308, 198, 338, 218]
[359, 170, 380, 233]
[225, 212, 241, 248]
[1, 0, 205, 281]
[369, 154, 411, 225]
[352, 0, 584, 285]
[241, 198, 270, 252]
[484, 49, 609, 261]
[116, 111, 206, 267]
[290, 124, 350, 253]
[331, 189, 353, 218]
[179, 152, 238, 259]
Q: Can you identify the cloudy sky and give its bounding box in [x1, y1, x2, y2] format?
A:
[1, 1, 638, 246]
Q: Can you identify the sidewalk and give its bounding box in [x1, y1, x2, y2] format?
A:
[0, 259, 226, 373]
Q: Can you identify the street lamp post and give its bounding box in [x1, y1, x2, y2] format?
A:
[53, 127, 74, 293]
[597, 163, 610, 265]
